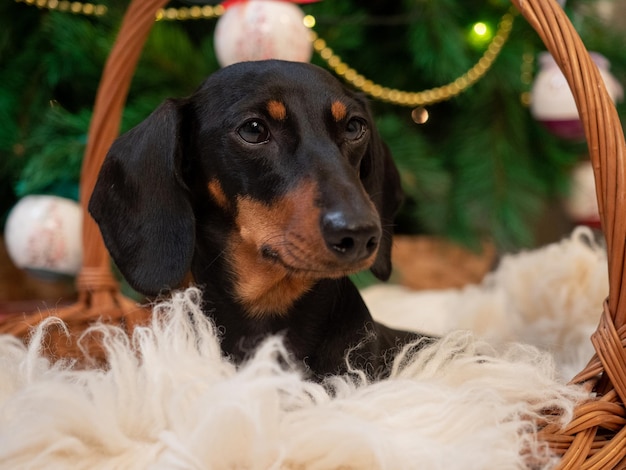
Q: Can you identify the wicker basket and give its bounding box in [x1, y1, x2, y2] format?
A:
[1, 0, 625, 466]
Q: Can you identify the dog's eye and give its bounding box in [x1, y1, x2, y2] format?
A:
[238, 120, 270, 144]
[345, 118, 367, 141]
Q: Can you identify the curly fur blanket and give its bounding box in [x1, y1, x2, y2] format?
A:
[0, 228, 605, 469]
[365, 226, 607, 380]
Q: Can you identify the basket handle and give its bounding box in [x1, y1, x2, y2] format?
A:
[77, 0, 168, 292]
[511, 0, 626, 327]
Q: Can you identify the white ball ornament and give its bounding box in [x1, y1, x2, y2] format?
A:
[562, 161, 601, 228]
[530, 52, 623, 140]
[4, 195, 83, 278]
[214, 0, 313, 67]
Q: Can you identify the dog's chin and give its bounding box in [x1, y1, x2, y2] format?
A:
[260, 244, 375, 280]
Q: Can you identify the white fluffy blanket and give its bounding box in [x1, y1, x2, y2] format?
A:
[366, 226, 607, 381]
[0, 228, 605, 469]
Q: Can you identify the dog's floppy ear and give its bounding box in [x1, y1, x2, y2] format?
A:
[88, 99, 195, 296]
[361, 123, 404, 281]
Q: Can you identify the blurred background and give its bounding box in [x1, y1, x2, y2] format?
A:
[1, 0, 625, 306]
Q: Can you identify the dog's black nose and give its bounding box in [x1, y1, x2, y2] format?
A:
[322, 211, 380, 262]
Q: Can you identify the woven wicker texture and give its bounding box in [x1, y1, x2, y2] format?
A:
[1, 0, 625, 466]
[0, 0, 168, 357]
[509, 1, 626, 467]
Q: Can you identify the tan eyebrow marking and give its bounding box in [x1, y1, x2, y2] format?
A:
[207, 179, 229, 209]
[267, 100, 287, 121]
[331, 100, 347, 122]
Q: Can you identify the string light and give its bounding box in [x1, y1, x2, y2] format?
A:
[303, 14, 316, 28]
[467, 21, 494, 49]
[14, 0, 516, 108]
[474, 22, 488, 35]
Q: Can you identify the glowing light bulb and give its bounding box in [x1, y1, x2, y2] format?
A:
[303, 15, 316, 28]
[467, 21, 494, 49]
[473, 22, 488, 36]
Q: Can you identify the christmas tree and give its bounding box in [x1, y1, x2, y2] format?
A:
[2, 0, 625, 253]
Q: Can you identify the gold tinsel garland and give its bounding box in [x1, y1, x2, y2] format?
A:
[14, 0, 514, 108]
[311, 12, 515, 107]
[16, 0, 108, 16]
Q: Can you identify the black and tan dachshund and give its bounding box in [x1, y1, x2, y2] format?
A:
[89, 60, 427, 378]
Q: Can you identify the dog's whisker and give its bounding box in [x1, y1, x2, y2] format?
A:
[206, 247, 229, 268]
[258, 232, 287, 246]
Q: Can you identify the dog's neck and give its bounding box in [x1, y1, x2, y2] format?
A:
[221, 232, 318, 318]
[190, 242, 380, 375]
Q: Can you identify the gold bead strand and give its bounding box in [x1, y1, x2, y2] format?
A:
[519, 49, 535, 106]
[15, 0, 107, 16]
[312, 10, 516, 107]
[155, 4, 224, 22]
[13, 0, 226, 20]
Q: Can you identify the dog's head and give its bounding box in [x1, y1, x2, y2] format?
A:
[89, 60, 403, 315]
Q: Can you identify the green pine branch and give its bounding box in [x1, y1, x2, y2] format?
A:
[1, 0, 624, 251]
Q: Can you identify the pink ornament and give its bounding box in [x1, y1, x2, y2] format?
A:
[4, 196, 82, 278]
[214, 0, 313, 67]
[530, 52, 623, 140]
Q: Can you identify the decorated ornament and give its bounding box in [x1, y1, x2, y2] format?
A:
[4, 195, 82, 278]
[530, 52, 623, 140]
[562, 160, 601, 228]
[214, 0, 314, 67]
